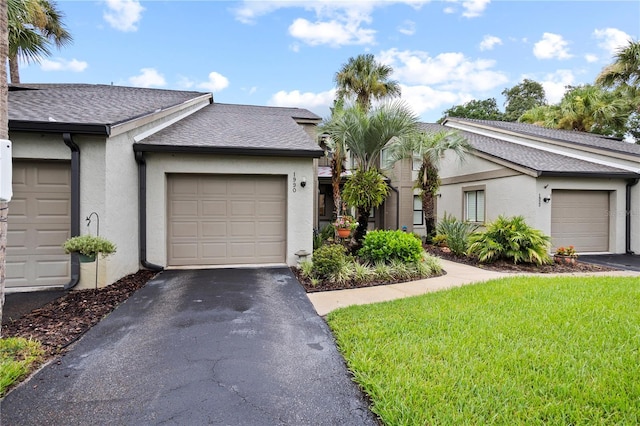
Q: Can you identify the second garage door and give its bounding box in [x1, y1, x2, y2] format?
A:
[551, 190, 609, 252]
[167, 174, 287, 266]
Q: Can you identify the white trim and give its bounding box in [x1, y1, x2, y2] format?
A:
[133, 100, 210, 142]
[165, 263, 288, 270]
[5, 285, 65, 293]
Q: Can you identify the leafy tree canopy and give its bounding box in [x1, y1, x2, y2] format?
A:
[440, 98, 503, 122]
[502, 79, 547, 122]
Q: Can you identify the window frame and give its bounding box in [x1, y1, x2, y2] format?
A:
[463, 185, 486, 223]
[413, 194, 423, 225]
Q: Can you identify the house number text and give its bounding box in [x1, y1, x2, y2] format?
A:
[292, 172, 297, 193]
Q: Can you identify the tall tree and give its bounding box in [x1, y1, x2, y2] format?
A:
[502, 79, 547, 122]
[8, 0, 72, 83]
[1, 0, 9, 333]
[334, 53, 401, 112]
[320, 101, 418, 245]
[386, 129, 471, 237]
[519, 84, 633, 139]
[440, 98, 503, 122]
[596, 39, 640, 90]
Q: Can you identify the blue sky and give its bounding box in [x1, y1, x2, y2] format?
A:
[17, 0, 640, 123]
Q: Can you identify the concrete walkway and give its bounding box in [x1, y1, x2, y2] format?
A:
[308, 259, 640, 316]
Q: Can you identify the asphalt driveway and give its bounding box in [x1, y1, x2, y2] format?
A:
[579, 254, 640, 272]
[2, 268, 378, 425]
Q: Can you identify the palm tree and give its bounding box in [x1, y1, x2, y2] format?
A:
[386, 128, 472, 237]
[1, 0, 9, 332]
[320, 101, 418, 245]
[596, 39, 640, 89]
[334, 53, 401, 112]
[8, 0, 72, 83]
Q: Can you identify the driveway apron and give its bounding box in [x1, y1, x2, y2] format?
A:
[2, 268, 378, 425]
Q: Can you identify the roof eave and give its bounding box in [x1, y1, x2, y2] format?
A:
[9, 120, 110, 135]
[539, 170, 640, 179]
[133, 144, 324, 158]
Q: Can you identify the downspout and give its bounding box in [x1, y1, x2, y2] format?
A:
[62, 133, 80, 290]
[625, 178, 639, 255]
[135, 151, 164, 271]
[389, 185, 400, 230]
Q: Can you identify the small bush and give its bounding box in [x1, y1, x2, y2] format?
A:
[435, 213, 479, 256]
[298, 260, 314, 279]
[358, 230, 424, 264]
[312, 244, 351, 279]
[467, 215, 551, 265]
[353, 262, 375, 283]
[1, 337, 44, 396]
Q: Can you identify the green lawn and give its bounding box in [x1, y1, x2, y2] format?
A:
[0, 337, 43, 396]
[326, 276, 640, 425]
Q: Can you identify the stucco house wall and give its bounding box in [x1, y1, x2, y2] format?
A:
[144, 153, 316, 267]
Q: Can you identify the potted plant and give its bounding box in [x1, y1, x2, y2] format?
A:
[554, 245, 578, 265]
[333, 215, 357, 238]
[63, 234, 117, 263]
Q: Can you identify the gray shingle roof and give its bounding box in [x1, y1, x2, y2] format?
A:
[9, 83, 210, 126]
[444, 117, 640, 157]
[418, 121, 638, 178]
[136, 102, 323, 157]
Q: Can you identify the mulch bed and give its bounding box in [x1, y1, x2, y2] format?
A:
[2, 269, 158, 357]
[423, 245, 617, 274]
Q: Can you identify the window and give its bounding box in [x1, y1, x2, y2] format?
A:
[465, 190, 485, 222]
[413, 195, 423, 225]
[318, 193, 326, 217]
[412, 156, 422, 171]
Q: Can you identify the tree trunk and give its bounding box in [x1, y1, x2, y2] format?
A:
[422, 191, 436, 238]
[352, 206, 369, 252]
[9, 54, 19, 84]
[0, 0, 9, 336]
[330, 154, 342, 218]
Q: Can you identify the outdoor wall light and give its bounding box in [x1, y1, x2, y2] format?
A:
[543, 197, 551, 203]
[300, 177, 307, 188]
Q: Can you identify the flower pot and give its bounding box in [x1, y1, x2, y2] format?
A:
[79, 253, 96, 263]
[337, 228, 351, 238]
[554, 254, 577, 265]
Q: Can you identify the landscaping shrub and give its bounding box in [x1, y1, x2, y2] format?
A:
[435, 213, 479, 256]
[358, 230, 424, 264]
[467, 215, 551, 265]
[312, 244, 351, 279]
[314, 224, 337, 250]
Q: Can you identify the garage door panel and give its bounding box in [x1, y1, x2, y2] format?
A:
[551, 190, 609, 252]
[170, 243, 199, 260]
[36, 198, 69, 217]
[171, 221, 198, 238]
[168, 174, 286, 266]
[202, 200, 227, 216]
[201, 222, 227, 237]
[7, 162, 71, 288]
[171, 200, 198, 216]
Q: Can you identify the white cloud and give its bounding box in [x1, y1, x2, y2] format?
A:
[243, 86, 258, 95]
[540, 69, 575, 104]
[400, 84, 466, 120]
[40, 58, 88, 72]
[533, 33, 572, 60]
[176, 76, 195, 89]
[584, 54, 599, 63]
[379, 48, 508, 92]
[104, 0, 144, 32]
[268, 89, 336, 118]
[593, 28, 632, 56]
[197, 72, 229, 92]
[128, 68, 166, 88]
[398, 20, 416, 36]
[289, 18, 375, 46]
[461, 0, 490, 18]
[479, 35, 502, 51]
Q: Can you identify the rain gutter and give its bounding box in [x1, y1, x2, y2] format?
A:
[62, 133, 81, 290]
[626, 178, 639, 255]
[135, 151, 164, 271]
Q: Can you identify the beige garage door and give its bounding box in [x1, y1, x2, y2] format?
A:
[167, 174, 287, 266]
[7, 161, 71, 288]
[551, 190, 609, 252]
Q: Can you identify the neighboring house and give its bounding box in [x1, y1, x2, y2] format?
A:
[7, 84, 322, 292]
[433, 117, 640, 254]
